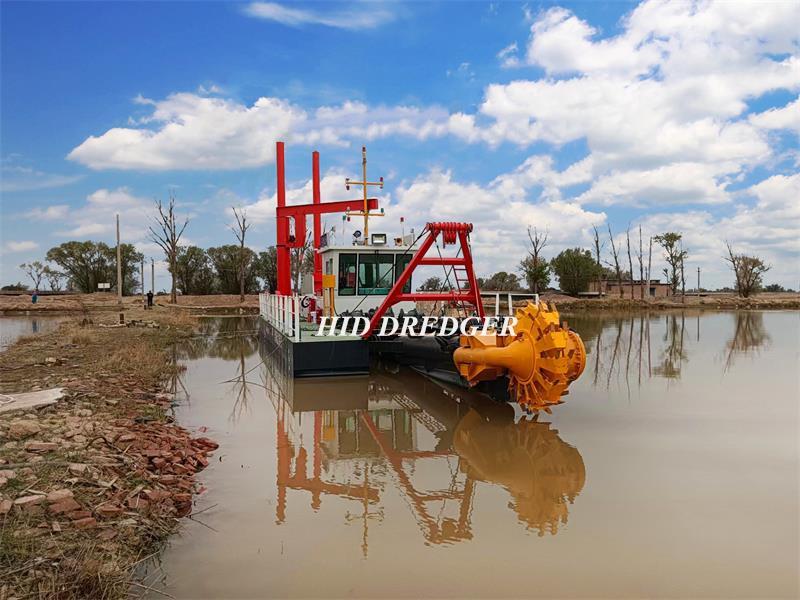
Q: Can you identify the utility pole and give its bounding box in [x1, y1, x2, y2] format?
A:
[697, 267, 700, 294]
[141, 257, 145, 307]
[151, 258, 155, 294]
[116, 213, 124, 323]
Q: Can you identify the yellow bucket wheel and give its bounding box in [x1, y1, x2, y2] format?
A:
[453, 301, 586, 414]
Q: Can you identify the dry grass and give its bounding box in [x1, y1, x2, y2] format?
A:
[0, 310, 200, 599]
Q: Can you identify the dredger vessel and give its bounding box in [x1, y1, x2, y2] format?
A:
[259, 142, 586, 414]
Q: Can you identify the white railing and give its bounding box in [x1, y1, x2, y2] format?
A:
[482, 291, 540, 316]
[259, 293, 301, 342]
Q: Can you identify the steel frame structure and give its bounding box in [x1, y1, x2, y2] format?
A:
[275, 141, 379, 296]
[362, 221, 485, 337]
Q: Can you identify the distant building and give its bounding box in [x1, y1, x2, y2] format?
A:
[584, 279, 672, 299]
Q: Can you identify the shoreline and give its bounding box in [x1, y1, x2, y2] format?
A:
[0, 306, 217, 598]
[2, 292, 798, 316]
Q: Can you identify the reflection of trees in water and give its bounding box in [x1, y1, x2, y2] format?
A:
[653, 314, 687, 380]
[175, 317, 259, 361]
[573, 312, 690, 389]
[724, 312, 771, 370]
[560, 311, 775, 390]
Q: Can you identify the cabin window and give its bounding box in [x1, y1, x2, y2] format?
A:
[358, 253, 394, 295]
[395, 253, 413, 293]
[649, 287, 656, 297]
[338, 253, 357, 296]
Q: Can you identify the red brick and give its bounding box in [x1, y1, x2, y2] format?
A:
[49, 498, 82, 514]
[73, 517, 97, 529]
[68, 510, 92, 520]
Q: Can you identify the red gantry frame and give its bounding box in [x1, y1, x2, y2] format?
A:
[275, 141, 379, 296]
[274, 142, 485, 337]
[363, 222, 485, 338]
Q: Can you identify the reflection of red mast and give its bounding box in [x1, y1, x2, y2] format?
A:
[275, 403, 380, 525]
[359, 411, 474, 545]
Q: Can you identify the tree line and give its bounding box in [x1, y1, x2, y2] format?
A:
[418, 225, 779, 299]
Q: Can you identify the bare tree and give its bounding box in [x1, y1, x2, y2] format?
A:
[592, 224, 604, 293]
[524, 226, 549, 294]
[290, 230, 313, 293]
[679, 240, 686, 303]
[231, 207, 251, 303]
[647, 236, 653, 295]
[149, 193, 189, 304]
[637, 226, 645, 299]
[19, 261, 46, 290]
[606, 225, 623, 298]
[724, 242, 771, 298]
[626, 227, 635, 300]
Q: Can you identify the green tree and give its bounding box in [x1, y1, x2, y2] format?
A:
[208, 244, 258, 294]
[763, 283, 785, 293]
[42, 266, 65, 291]
[519, 255, 550, 292]
[1, 282, 29, 291]
[418, 276, 444, 291]
[551, 248, 601, 296]
[483, 271, 522, 291]
[654, 232, 688, 294]
[254, 247, 278, 292]
[46, 241, 141, 294]
[173, 246, 217, 295]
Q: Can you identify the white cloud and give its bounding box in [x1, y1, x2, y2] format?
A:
[68, 94, 304, 170]
[3, 240, 38, 252]
[389, 168, 605, 276]
[749, 98, 800, 134]
[56, 187, 154, 244]
[0, 164, 82, 192]
[497, 42, 520, 68]
[242, 2, 396, 30]
[24, 205, 70, 220]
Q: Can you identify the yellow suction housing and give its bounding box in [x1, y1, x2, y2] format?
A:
[453, 301, 586, 413]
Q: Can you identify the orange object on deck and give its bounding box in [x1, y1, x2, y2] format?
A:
[453, 301, 586, 414]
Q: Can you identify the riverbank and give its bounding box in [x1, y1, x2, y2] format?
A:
[4, 291, 798, 316]
[0, 293, 258, 316]
[0, 308, 218, 598]
[536, 291, 800, 311]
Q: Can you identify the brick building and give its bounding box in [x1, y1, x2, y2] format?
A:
[586, 279, 673, 299]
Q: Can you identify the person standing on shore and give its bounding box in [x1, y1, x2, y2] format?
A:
[146, 290, 154, 308]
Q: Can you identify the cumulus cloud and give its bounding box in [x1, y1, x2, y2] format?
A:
[749, 98, 800, 134]
[56, 188, 153, 243]
[242, 2, 397, 30]
[389, 168, 605, 276]
[24, 205, 70, 220]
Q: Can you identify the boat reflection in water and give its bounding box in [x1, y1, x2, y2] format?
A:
[265, 338, 586, 552]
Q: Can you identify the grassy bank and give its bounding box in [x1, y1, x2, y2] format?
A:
[0, 308, 217, 598]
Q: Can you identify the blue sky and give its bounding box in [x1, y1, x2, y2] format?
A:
[2, 0, 798, 290]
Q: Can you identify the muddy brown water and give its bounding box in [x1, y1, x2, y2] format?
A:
[0, 315, 64, 352]
[144, 311, 799, 598]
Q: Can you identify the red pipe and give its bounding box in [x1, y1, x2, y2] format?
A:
[312, 151, 322, 296]
[276, 141, 291, 295]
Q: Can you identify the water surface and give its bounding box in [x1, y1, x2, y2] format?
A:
[148, 311, 799, 598]
[0, 315, 64, 352]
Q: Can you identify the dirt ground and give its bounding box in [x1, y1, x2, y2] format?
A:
[0, 293, 259, 314]
[0, 306, 218, 598]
